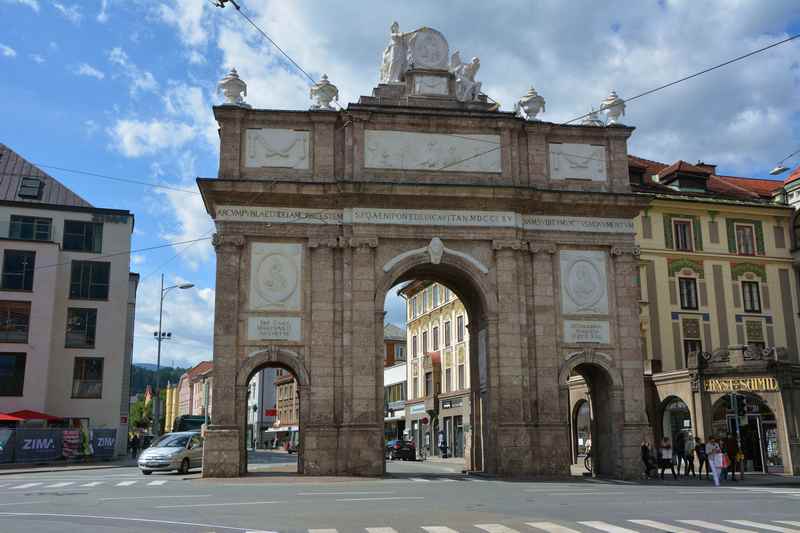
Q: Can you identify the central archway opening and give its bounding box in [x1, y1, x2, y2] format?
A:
[379, 259, 492, 478]
[242, 364, 301, 476]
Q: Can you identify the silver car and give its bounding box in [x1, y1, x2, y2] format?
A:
[138, 431, 203, 475]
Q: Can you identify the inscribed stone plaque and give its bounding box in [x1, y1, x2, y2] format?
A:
[414, 75, 449, 95]
[247, 316, 301, 341]
[564, 320, 610, 343]
[560, 250, 608, 315]
[250, 243, 302, 311]
[245, 128, 310, 169]
[364, 130, 502, 173]
[549, 143, 607, 181]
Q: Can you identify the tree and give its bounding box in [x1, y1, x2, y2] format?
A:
[129, 394, 152, 431]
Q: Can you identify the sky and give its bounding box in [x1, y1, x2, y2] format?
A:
[1, 0, 799, 369]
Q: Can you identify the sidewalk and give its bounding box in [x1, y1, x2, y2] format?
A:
[0, 456, 138, 475]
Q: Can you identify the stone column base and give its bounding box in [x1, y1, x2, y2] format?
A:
[337, 424, 384, 476]
[620, 423, 650, 480]
[202, 426, 241, 478]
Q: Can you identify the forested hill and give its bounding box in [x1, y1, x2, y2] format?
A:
[130, 365, 188, 396]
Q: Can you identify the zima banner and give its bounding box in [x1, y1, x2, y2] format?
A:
[0, 429, 14, 463]
[92, 429, 117, 458]
[14, 429, 62, 463]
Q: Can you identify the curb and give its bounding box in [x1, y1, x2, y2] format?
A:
[0, 462, 135, 476]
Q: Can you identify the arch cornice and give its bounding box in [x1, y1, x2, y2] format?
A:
[558, 348, 623, 389]
[376, 242, 497, 318]
[238, 346, 310, 388]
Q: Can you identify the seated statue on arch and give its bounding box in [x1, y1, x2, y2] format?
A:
[450, 51, 482, 102]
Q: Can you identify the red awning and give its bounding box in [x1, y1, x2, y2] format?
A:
[7, 410, 63, 421]
[0, 413, 23, 421]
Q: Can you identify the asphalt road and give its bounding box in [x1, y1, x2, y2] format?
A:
[0, 454, 798, 532]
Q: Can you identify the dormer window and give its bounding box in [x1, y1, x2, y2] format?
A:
[17, 177, 43, 200]
[673, 220, 693, 251]
[735, 224, 756, 256]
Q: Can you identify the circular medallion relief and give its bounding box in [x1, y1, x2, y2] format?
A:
[565, 259, 604, 311]
[255, 252, 298, 305]
[409, 29, 448, 69]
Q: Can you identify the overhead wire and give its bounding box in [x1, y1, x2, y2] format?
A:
[562, 32, 800, 125]
[0, 168, 200, 196]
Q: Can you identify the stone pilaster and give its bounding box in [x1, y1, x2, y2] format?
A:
[203, 233, 245, 478]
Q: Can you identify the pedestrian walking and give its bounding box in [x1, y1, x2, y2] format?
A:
[684, 433, 696, 478]
[706, 435, 723, 486]
[695, 437, 709, 478]
[641, 440, 656, 478]
[674, 431, 687, 476]
[130, 433, 140, 458]
[658, 436, 677, 480]
[724, 433, 739, 481]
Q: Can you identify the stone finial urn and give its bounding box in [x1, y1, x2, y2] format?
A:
[217, 68, 250, 107]
[514, 86, 546, 121]
[310, 74, 339, 110]
[582, 107, 605, 127]
[600, 89, 625, 125]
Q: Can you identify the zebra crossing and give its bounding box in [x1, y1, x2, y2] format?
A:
[400, 476, 489, 483]
[0, 479, 171, 489]
[305, 521, 800, 533]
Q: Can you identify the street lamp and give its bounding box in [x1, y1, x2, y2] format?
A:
[152, 274, 194, 436]
[768, 147, 800, 176]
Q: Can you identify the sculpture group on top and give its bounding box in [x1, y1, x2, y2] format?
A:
[379, 22, 483, 103]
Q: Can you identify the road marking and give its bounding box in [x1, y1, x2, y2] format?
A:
[365, 529, 398, 533]
[466, 477, 488, 482]
[475, 525, 521, 532]
[308, 530, 338, 533]
[0, 501, 49, 507]
[99, 494, 212, 501]
[409, 477, 431, 482]
[728, 521, 800, 533]
[115, 481, 136, 486]
[80, 482, 104, 487]
[526, 522, 583, 533]
[778, 523, 800, 528]
[422, 527, 460, 533]
[580, 521, 641, 533]
[0, 512, 268, 531]
[147, 480, 167, 486]
[629, 520, 701, 533]
[297, 491, 395, 496]
[527, 491, 627, 496]
[680, 521, 758, 533]
[335, 496, 424, 502]
[45, 482, 74, 488]
[156, 500, 284, 509]
[10, 483, 41, 489]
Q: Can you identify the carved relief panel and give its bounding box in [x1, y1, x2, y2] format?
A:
[560, 250, 609, 315]
[548, 143, 607, 181]
[245, 128, 310, 169]
[249, 243, 302, 311]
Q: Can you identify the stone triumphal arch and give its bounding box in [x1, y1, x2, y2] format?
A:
[200, 26, 650, 479]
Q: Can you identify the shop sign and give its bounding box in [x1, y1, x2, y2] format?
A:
[704, 376, 779, 393]
[441, 398, 464, 410]
[93, 429, 117, 459]
[409, 404, 426, 414]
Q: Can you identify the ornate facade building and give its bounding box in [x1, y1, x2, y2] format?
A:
[569, 156, 800, 475]
[401, 281, 470, 459]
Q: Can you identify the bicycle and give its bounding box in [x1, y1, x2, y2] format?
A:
[584, 450, 592, 472]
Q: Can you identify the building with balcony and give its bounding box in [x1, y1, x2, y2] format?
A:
[400, 281, 469, 459]
[0, 144, 137, 456]
[383, 323, 406, 441]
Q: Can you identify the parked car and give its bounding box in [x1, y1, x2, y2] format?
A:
[137, 431, 203, 475]
[385, 439, 415, 461]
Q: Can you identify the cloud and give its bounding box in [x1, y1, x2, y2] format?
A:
[0, 44, 16, 58]
[97, 0, 109, 23]
[3, 0, 39, 12]
[158, 0, 209, 48]
[52, 2, 81, 24]
[108, 119, 196, 157]
[83, 119, 99, 136]
[29, 53, 45, 63]
[108, 46, 158, 95]
[74, 62, 104, 79]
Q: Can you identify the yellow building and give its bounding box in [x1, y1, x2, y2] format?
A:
[400, 281, 470, 460]
[630, 156, 800, 475]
